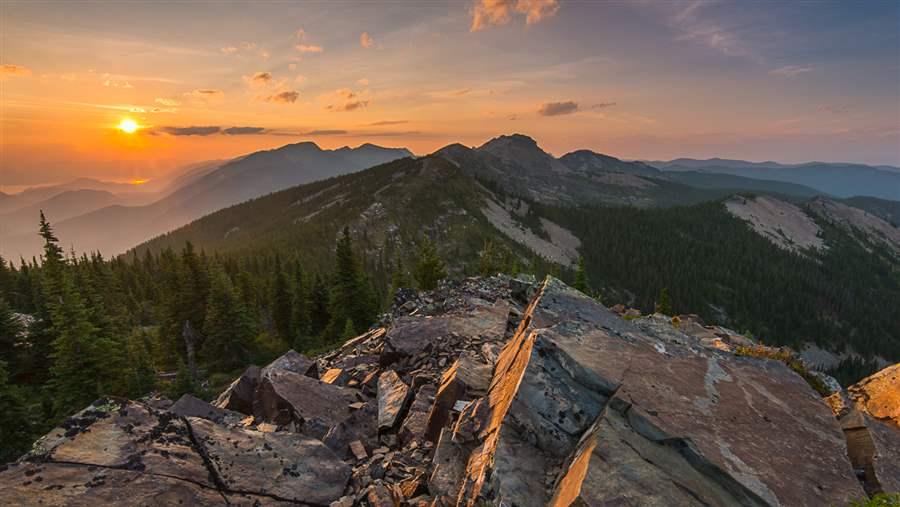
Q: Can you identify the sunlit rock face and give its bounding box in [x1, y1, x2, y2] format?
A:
[830, 363, 900, 495]
[2, 275, 888, 506]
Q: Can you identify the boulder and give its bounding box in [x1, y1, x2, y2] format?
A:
[171, 394, 244, 425]
[399, 383, 437, 446]
[836, 363, 900, 494]
[254, 369, 359, 438]
[377, 370, 411, 430]
[439, 277, 865, 506]
[262, 349, 318, 378]
[188, 417, 351, 504]
[323, 401, 379, 459]
[424, 353, 491, 442]
[213, 364, 260, 415]
[847, 363, 900, 427]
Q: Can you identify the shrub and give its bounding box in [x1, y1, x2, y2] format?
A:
[734, 345, 830, 396]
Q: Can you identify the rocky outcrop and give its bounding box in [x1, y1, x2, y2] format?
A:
[0, 398, 349, 505]
[431, 278, 865, 506]
[3, 274, 888, 506]
[830, 364, 900, 495]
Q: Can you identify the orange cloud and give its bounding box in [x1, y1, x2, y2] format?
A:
[245, 71, 273, 87]
[1, 64, 32, 78]
[470, 0, 559, 31]
[360, 32, 375, 48]
[267, 90, 300, 103]
[324, 88, 369, 112]
[296, 44, 324, 53]
[537, 101, 578, 116]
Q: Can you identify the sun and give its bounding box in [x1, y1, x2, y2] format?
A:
[117, 118, 139, 134]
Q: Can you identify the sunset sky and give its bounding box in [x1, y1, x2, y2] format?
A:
[2, 0, 899, 188]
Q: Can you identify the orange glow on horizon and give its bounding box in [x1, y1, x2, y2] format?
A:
[130, 178, 150, 185]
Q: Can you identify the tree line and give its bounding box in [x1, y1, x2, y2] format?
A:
[0, 216, 449, 463]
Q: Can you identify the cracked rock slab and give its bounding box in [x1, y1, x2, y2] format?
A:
[188, 417, 350, 504]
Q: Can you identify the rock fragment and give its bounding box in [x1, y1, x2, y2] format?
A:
[378, 370, 411, 431]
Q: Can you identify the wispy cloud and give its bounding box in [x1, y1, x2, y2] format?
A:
[769, 65, 813, 78]
[324, 88, 369, 111]
[306, 129, 348, 135]
[152, 125, 268, 136]
[591, 102, 616, 110]
[470, 0, 560, 31]
[537, 100, 579, 116]
[155, 98, 181, 107]
[294, 28, 324, 53]
[245, 71, 273, 87]
[157, 126, 221, 136]
[360, 32, 375, 48]
[266, 90, 300, 103]
[223, 126, 267, 135]
[296, 44, 324, 53]
[184, 89, 225, 102]
[368, 120, 408, 126]
[1, 64, 32, 79]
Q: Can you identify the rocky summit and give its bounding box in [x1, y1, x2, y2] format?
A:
[2, 275, 897, 506]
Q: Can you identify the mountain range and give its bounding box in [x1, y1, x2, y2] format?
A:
[2, 133, 898, 266]
[653, 158, 900, 201]
[127, 134, 900, 374]
[1, 143, 411, 259]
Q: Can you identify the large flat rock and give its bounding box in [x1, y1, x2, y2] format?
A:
[443, 277, 865, 506]
[189, 417, 350, 504]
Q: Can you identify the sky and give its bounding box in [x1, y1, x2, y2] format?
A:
[1, 0, 899, 188]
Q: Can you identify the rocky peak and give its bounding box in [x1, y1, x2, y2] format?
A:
[3, 275, 894, 505]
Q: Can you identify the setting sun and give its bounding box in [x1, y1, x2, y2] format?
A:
[117, 118, 139, 134]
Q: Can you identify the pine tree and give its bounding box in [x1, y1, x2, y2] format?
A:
[47, 270, 106, 415]
[341, 318, 357, 341]
[328, 228, 374, 338]
[202, 264, 255, 370]
[0, 360, 32, 463]
[573, 257, 588, 294]
[291, 262, 309, 350]
[0, 297, 22, 366]
[414, 236, 447, 291]
[656, 287, 673, 315]
[389, 257, 409, 300]
[309, 274, 330, 337]
[271, 257, 293, 342]
[167, 359, 196, 399]
[126, 329, 156, 396]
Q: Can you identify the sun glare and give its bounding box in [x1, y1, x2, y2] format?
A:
[117, 118, 139, 134]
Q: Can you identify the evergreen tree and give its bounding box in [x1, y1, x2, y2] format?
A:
[309, 274, 330, 337]
[47, 270, 106, 415]
[573, 257, 588, 294]
[203, 264, 255, 370]
[389, 257, 409, 300]
[414, 236, 447, 291]
[126, 329, 157, 397]
[291, 262, 309, 349]
[656, 287, 673, 315]
[0, 297, 22, 367]
[0, 360, 32, 463]
[341, 318, 357, 341]
[328, 228, 374, 338]
[271, 257, 293, 342]
[167, 359, 196, 399]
